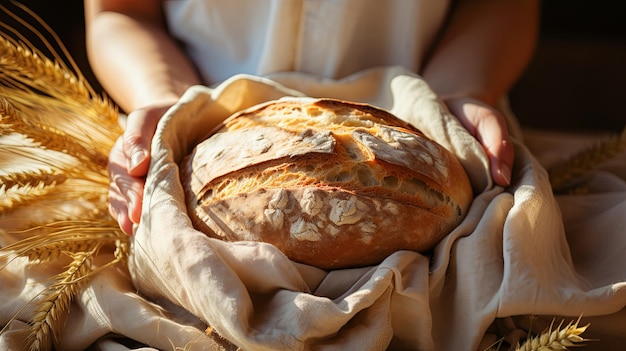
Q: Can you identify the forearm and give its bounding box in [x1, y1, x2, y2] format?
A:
[85, 0, 201, 112]
[421, 0, 539, 106]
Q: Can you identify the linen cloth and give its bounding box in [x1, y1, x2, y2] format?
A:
[1, 67, 626, 350]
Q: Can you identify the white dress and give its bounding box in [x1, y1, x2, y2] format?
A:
[163, 0, 451, 85]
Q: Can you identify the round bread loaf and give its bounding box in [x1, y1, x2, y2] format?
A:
[180, 98, 472, 269]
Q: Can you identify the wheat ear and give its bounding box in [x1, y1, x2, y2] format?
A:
[1, 219, 125, 264]
[25, 249, 96, 351]
[516, 316, 589, 351]
[0, 2, 115, 120]
[0, 168, 67, 210]
[549, 126, 626, 193]
[483, 316, 590, 351]
[0, 139, 108, 216]
[0, 3, 121, 169]
[0, 2, 118, 220]
[22, 240, 128, 351]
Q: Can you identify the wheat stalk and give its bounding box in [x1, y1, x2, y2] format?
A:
[1, 88, 119, 144]
[25, 249, 96, 351]
[0, 3, 121, 174]
[549, 126, 626, 193]
[12, 221, 128, 351]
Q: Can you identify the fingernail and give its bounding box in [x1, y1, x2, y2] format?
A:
[129, 150, 147, 171]
[499, 164, 512, 185]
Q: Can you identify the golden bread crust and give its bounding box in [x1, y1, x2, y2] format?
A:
[181, 98, 472, 269]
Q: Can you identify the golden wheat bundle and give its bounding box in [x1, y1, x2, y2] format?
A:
[0, 3, 127, 351]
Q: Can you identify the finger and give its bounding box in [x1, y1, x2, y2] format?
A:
[492, 139, 515, 187]
[109, 178, 143, 235]
[108, 193, 133, 235]
[122, 106, 164, 177]
[113, 173, 144, 224]
[109, 137, 144, 234]
[447, 98, 515, 187]
[468, 106, 514, 187]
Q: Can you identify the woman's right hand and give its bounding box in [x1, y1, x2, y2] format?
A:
[108, 103, 175, 234]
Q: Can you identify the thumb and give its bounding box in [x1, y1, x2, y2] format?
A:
[122, 104, 172, 177]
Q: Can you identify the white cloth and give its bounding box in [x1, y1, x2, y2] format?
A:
[127, 67, 626, 350]
[2, 68, 626, 350]
[163, 0, 450, 84]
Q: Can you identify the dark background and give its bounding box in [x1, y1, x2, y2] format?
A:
[2, 0, 625, 132]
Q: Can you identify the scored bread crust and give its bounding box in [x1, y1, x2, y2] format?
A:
[181, 98, 473, 269]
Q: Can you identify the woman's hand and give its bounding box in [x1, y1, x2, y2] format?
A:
[444, 97, 514, 187]
[108, 103, 175, 234]
[420, 0, 538, 187]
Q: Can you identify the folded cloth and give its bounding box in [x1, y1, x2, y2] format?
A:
[2, 66, 625, 350]
[127, 66, 626, 350]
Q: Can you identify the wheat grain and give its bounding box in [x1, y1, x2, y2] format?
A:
[2, 234, 114, 264]
[0, 94, 19, 131]
[0, 169, 67, 190]
[27, 242, 96, 263]
[113, 238, 130, 262]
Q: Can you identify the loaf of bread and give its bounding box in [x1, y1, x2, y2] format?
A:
[180, 98, 472, 269]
